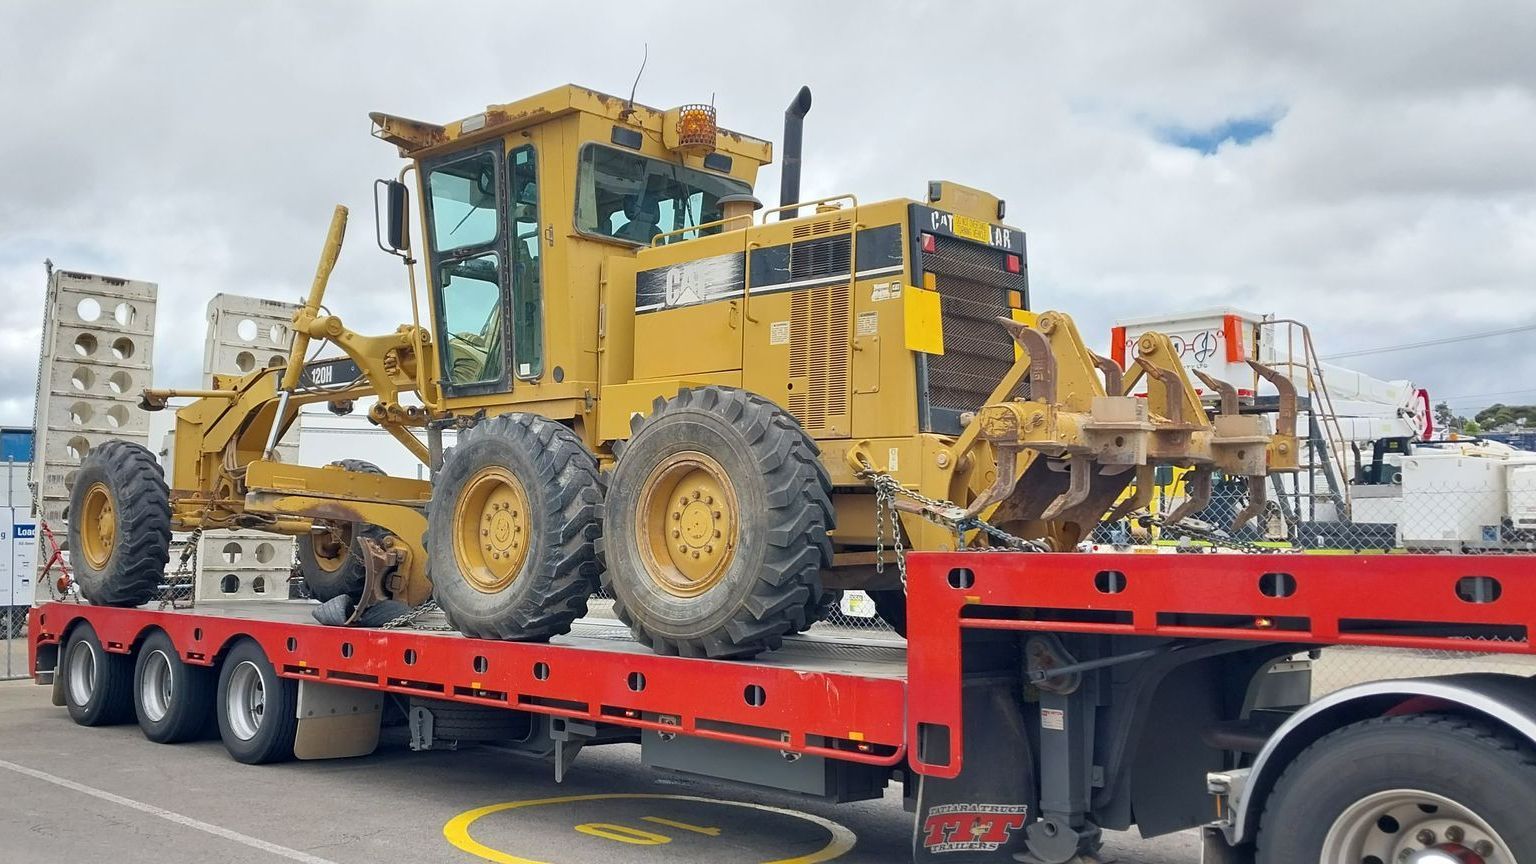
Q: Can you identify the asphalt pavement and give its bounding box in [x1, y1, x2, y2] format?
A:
[0, 679, 1198, 863]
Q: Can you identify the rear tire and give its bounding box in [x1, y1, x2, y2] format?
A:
[134, 630, 215, 743]
[427, 414, 604, 641]
[296, 459, 387, 602]
[68, 440, 170, 608]
[62, 623, 135, 726]
[603, 387, 833, 659]
[216, 640, 297, 764]
[1257, 713, 1536, 863]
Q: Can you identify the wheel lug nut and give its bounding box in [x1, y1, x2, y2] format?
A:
[482, 530, 489, 537]
[679, 497, 688, 506]
[672, 530, 680, 538]
[678, 544, 688, 554]
[1444, 826, 1463, 843]
[713, 529, 722, 538]
[712, 511, 722, 519]
[691, 490, 701, 499]
[1416, 830, 1436, 846]
[704, 545, 714, 554]
[691, 551, 700, 558]
[1475, 841, 1495, 857]
[704, 495, 713, 505]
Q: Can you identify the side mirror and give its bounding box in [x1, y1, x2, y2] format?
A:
[373, 178, 410, 256]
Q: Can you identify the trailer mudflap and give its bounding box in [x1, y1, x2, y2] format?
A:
[293, 679, 383, 760]
[913, 676, 1036, 862]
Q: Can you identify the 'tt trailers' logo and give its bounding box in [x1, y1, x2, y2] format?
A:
[920, 803, 1029, 853]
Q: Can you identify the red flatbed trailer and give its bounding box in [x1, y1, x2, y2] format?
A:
[28, 551, 1536, 863]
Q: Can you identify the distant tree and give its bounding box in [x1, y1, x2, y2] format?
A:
[1474, 403, 1536, 430]
[1463, 419, 1483, 434]
[1434, 401, 1454, 429]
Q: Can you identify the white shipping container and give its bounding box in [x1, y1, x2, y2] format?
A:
[1509, 464, 1536, 530]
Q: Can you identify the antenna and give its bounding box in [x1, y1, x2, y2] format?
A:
[622, 43, 649, 119]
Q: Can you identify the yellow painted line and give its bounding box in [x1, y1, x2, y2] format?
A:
[443, 792, 856, 864]
[642, 815, 721, 836]
[574, 823, 669, 845]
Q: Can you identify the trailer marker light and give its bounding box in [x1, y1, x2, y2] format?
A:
[920, 232, 937, 254]
[1254, 617, 1274, 629]
[1004, 253, 1021, 274]
[849, 730, 865, 741]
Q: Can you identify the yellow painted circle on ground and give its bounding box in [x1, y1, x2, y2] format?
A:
[443, 792, 856, 864]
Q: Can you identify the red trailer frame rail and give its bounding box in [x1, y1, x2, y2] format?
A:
[27, 604, 907, 766]
[905, 551, 1536, 779]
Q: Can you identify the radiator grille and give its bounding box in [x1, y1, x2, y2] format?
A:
[788, 283, 851, 434]
[922, 234, 1027, 432]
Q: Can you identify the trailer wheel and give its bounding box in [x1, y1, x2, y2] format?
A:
[604, 387, 833, 659]
[296, 459, 387, 602]
[69, 440, 171, 608]
[134, 630, 214, 743]
[427, 414, 604, 641]
[62, 623, 135, 726]
[216, 640, 297, 764]
[1257, 714, 1536, 863]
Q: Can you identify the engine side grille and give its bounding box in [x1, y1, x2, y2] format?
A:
[788, 282, 851, 435]
[921, 234, 1027, 433]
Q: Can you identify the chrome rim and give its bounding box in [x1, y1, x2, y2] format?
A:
[225, 660, 266, 741]
[139, 649, 173, 722]
[1323, 789, 1507, 863]
[66, 640, 97, 707]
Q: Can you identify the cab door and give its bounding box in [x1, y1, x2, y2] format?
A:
[422, 144, 511, 399]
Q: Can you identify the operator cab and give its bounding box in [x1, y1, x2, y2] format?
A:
[370, 86, 770, 405]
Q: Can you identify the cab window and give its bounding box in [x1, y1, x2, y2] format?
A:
[508, 145, 542, 379]
[425, 149, 505, 387]
[574, 144, 750, 246]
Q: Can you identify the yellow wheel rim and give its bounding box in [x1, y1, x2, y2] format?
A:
[637, 451, 739, 598]
[79, 482, 116, 570]
[453, 465, 532, 594]
[312, 524, 352, 573]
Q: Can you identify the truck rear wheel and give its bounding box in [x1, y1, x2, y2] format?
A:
[134, 629, 214, 743]
[603, 387, 833, 659]
[1257, 714, 1536, 863]
[62, 623, 135, 726]
[68, 440, 171, 608]
[296, 459, 387, 602]
[216, 639, 297, 764]
[427, 414, 604, 641]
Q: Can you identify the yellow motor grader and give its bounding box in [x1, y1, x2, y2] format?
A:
[70, 84, 1297, 658]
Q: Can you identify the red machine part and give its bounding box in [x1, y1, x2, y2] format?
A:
[905, 551, 1536, 780]
[28, 604, 906, 766]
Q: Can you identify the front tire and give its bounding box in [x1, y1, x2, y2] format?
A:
[68, 440, 171, 607]
[134, 630, 215, 743]
[427, 414, 604, 641]
[603, 387, 833, 659]
[216, 640, 298, 764]
[296, 459, 388, 602]
[62, 623, 135, 726]
[1258, 714, 1536, 863]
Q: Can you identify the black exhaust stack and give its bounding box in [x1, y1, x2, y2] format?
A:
[778, 86, 812, 220]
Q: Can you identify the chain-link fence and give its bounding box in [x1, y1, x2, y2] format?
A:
[1091, 465, 1536, 556]
[2, 605, 25, 681]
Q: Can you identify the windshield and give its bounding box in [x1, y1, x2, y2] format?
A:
[575, 144, 750, 246]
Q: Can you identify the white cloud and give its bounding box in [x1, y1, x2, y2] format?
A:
[0, 0, 1533, 425]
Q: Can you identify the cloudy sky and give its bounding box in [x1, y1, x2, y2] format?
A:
[2, 1, 1534, 431]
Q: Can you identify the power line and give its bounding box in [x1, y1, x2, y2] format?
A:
[1438, 387, 1536, 403]
[1321, 322, 1536, 361]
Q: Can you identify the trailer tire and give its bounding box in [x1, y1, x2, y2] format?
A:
[134, 630, 214, 743]
[296, 459, 387, 602]
[216, 640, 298, 764]
[604, 387, 833, 659]
[412, 698, 531, 742]
[62, 623, 136, 726]
[1257, 713, 1536, 863]
[68, 440, 170, 608]
[427, 414, 604, 641]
